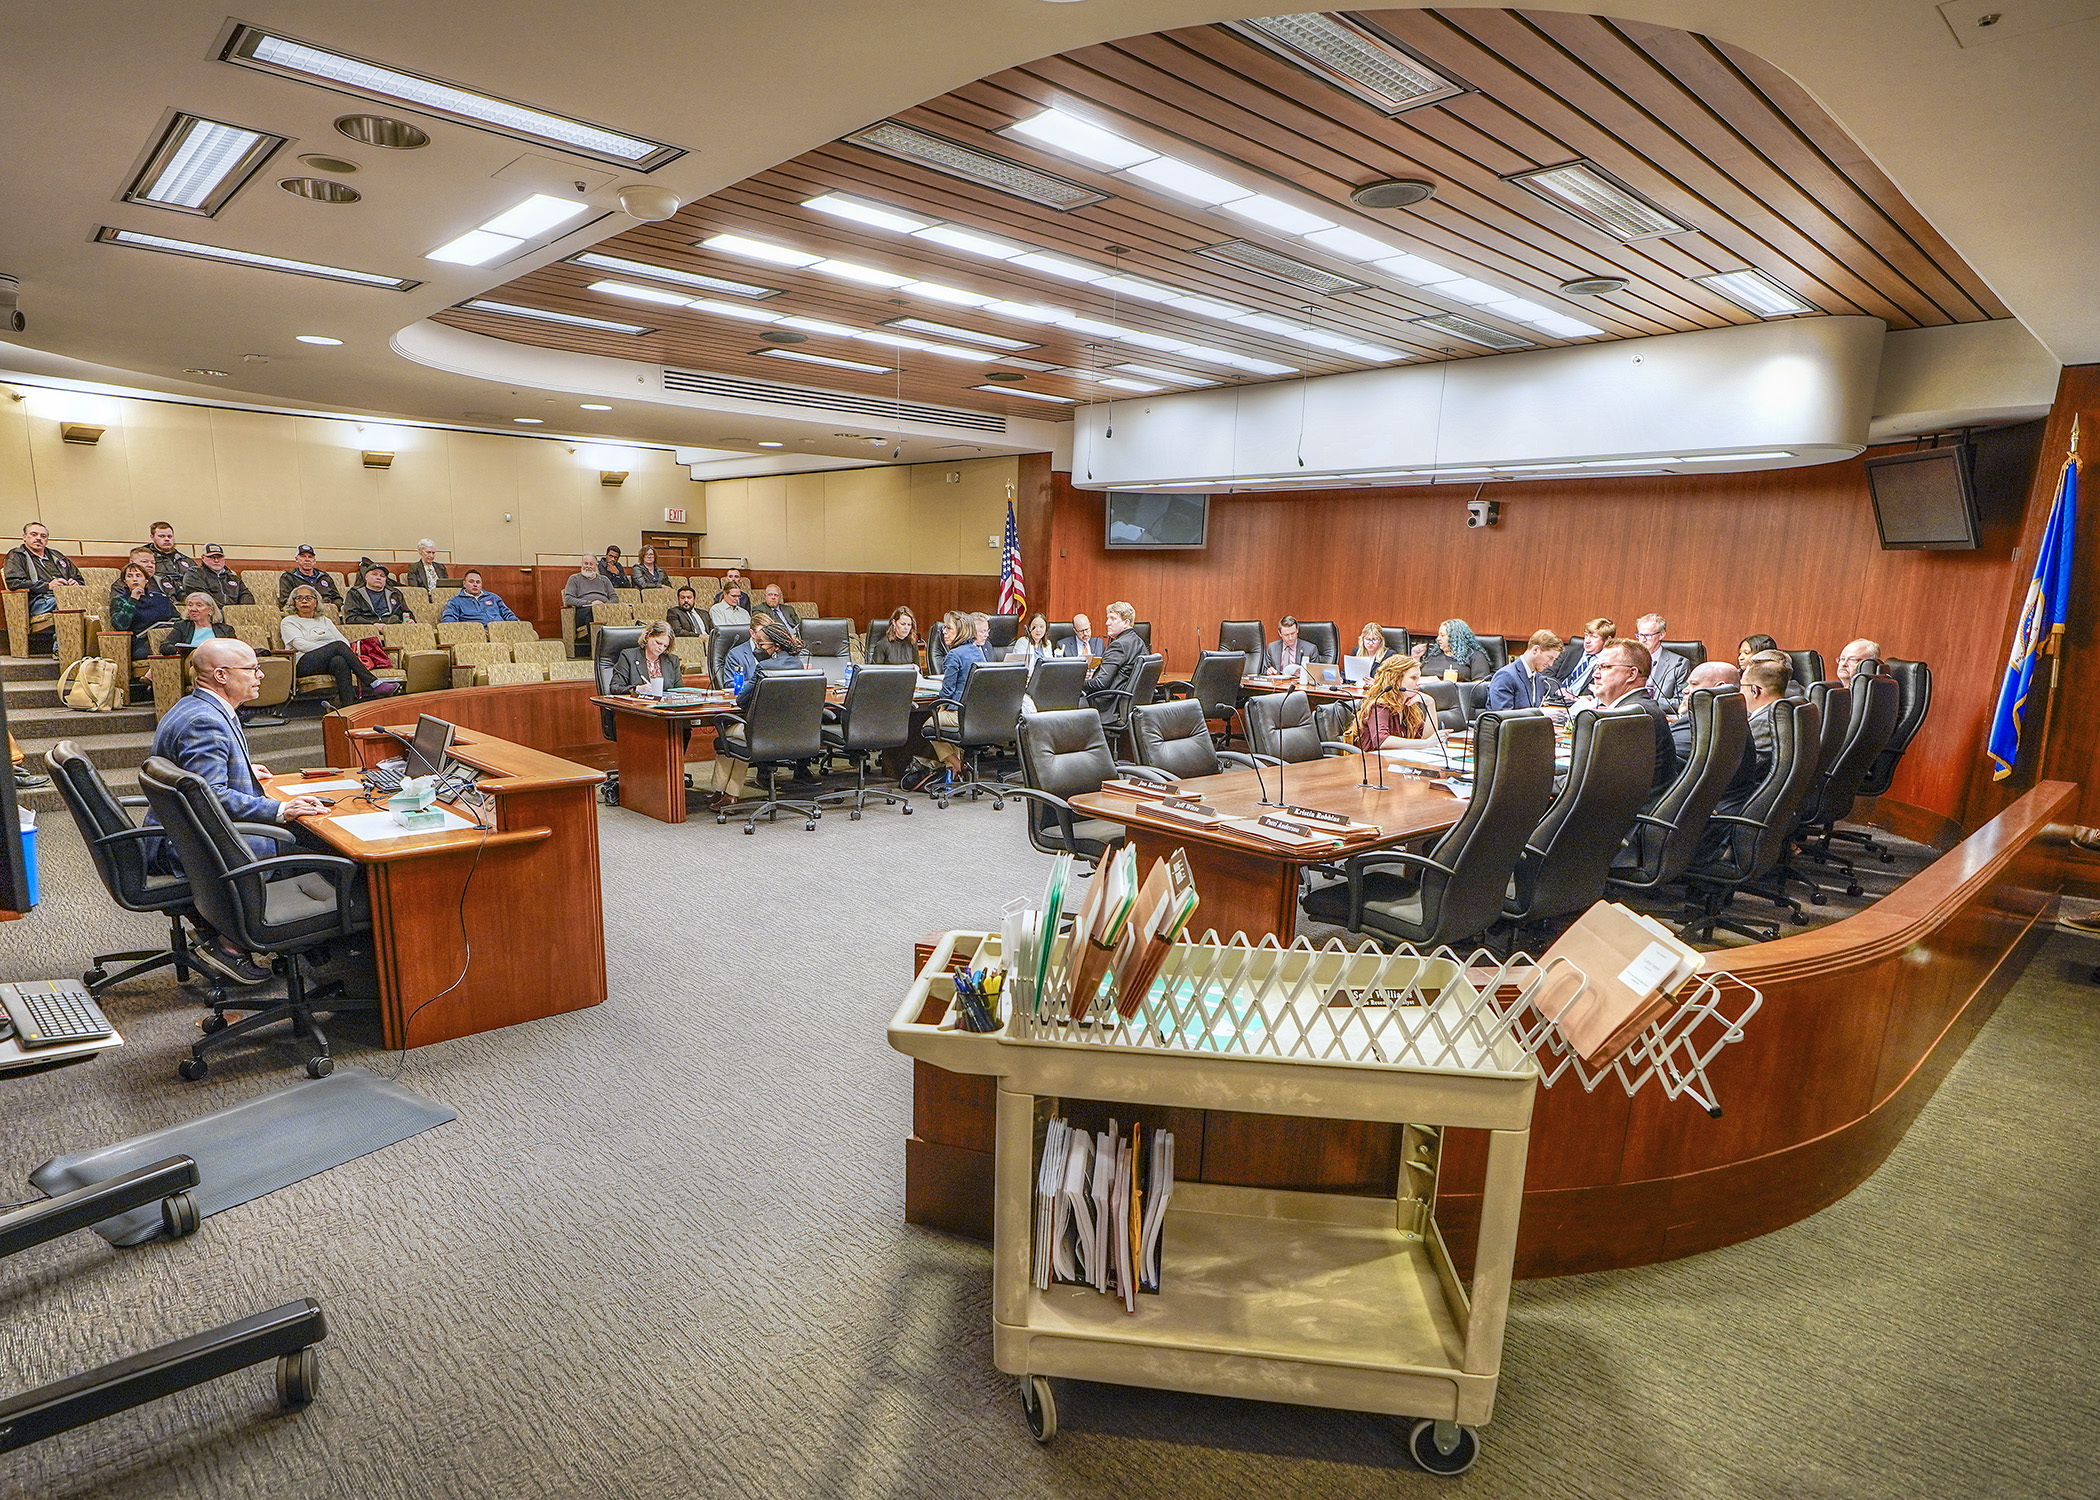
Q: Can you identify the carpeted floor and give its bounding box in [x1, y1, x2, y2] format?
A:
[0, 793, 2094, 1498]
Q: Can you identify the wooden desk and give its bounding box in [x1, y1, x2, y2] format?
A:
[271, 728, 607, 1048]
[593, 694, 739, 824]
[1072, 755, 1467, 941]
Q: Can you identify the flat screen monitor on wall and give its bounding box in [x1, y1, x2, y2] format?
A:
[1105, 491, 1209, 549]
[1865, 446, 1980, 549]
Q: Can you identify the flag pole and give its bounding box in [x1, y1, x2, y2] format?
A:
[2028, 414, 2080, 784]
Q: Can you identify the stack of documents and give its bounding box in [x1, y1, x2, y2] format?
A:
[1530, 901, 1703, 1066]
[1034, 1116, 1175, 1310]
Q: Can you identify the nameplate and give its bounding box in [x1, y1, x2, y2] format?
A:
[1259, 815, 1312, 836]
[1281, 804, 1349, 825]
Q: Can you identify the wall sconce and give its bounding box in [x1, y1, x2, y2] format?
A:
[362, 450, 394, 469]
[60, 423, 105, 445]
[599, 470, 628, 487]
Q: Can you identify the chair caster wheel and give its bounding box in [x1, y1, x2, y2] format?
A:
[200, 1013, 228, 1034]
[1809, 893, 1826, 906]
[849, 810, 862, 820]
[804, 821, 817, 831]
[178, 1057, 208, 1081]
[901, 803, 913, 814]
[276, 1346, 320, 1411]
[161, 1190, 200, 1239]
[1878, 853, 1896, 864]
[743, 824, 757, 835]
[715, 814, 728, 825]
[992, 799, 1005, 812]
[82, 968, 106, 990]
[305, 1055, 333, 1079]
[937, 798, 949, 810]
[1846, 884, 1863, 898]
[1790, 912, 1809, 926]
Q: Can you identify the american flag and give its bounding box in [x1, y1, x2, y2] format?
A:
[997, 499, 1026, 615]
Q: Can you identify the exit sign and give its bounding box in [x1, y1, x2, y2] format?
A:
[663, 508, 687, 524]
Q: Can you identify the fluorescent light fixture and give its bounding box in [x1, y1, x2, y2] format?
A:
[570, 252, 778, 298]
[1324, 339, 1405, 362]
[580, 403, 613, 410]
[481, 193, 589, 238]
[294, 334, 342, 345]
[757, 348, 891, 374]
[1092, 274, 1180, 304]
[887, 318, 1035, 350]
[1205, 350, 1299, 376]
[1119, 330, 1193, 353]
[1121, 155, 1250, 205]
[589, 279, 692, 307]
[1571, 457, 1682, 467]
[1168, 295, 1251, 321]
[1113, 363, 1215, 386]
[1411, 312, 1534, 350]
[1003, 107, 1156, 170]
[812, 258, 912, 287]
[513, 417, 543, 424]
[1434, 276, 1512, 306]
[1222, 193, 1335, 235]
[688, 298, 783, 323]
[1099, 377, 1162, 392]
[1229, 13, 1467, 116]
[125, 113, 284, 215]
[1477, 296, 1554, 320]
[975, 385, 1075, 403]
[901, 280, 994, 307]
[221, 24, 680, 168]
[1525, 311, 1607, 339]
[1685, 451, 1795, 461]
[911, 224, 1028, 259]
[801, 192, 932, 233]
[701, 234, 821, 267]
[1370, 252, 1461, 285]
[460, 299, 651, 334]
[1056, 316, 1138, 339]
[95, 226, 419, 289]
[778, 316, 858, 336]
[1695, 269, 1815, 318]
[1506, 160, 1690, 240]
[851, 329, 932, 349]
[844, 121, 1105, 210]
[1196, 240, 1370, 296]
[922, 344, 998, 362]
[1301, 225, 1400, 261]
[983, 299, 1065, 323]
[1010, 251, 1107, 283]
[758, 441, 785, 447]
[427, 229, 521, 265]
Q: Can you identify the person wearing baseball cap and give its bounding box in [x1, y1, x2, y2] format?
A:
[179, 542, 254, 609]
[278, 544, 341, 607]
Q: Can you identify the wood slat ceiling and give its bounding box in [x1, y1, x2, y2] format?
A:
[437, 9, 2009, 425]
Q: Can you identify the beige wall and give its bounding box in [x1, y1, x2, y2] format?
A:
[703, 457, 1018, 576]
[0, 385, 701, 562]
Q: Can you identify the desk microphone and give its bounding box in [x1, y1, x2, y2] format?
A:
[1250, 754, 1272, 806]
[1427, 693, 1454, 776]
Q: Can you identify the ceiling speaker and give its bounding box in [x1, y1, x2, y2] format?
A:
[1559, 275, 1628, 296]
[1350, 179, 1435, 209]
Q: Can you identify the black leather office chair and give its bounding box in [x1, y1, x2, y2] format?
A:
[1011, 709, 1164, 865]
[1088, 652, 1162, 758]
[1660, 640, 1706, 670]
[1834, 658, 1932, 864]
[986, 614, 1021, 651]
[1129, 622, 1153, 650]
[927, 624, 951, 677]
[1785, 648, 1825, 689]
[1778, 673, 1901, 904]
[929, 660, 1030, 806]
[47, 742, 204, 998]
[1457, 680, 1490, 725]
[1421, 680, 1468, 732]
[1341, 711, 1555, 951]
[1609, 687, 1750, 899]
[800, 618, 852, 659]
[1313, 700, 1355, 746]
[1046, 621, 1077, 654]
[1025, 656, 1089, 711]
[1379, 627, 1412, 657]
[1218, 620, 1265, 674]
[1676, 697, 1822, 943]
[1241, 690, 1348, 764]
[1806, 681, 1851, 782]
[1475, 635, 1509, 670]
[1129, 700, 1262, 780]
[713, 670, 831, 833]
[137, 756, 378, 1079]
[820, 664, 918, 818]
[1500, 709, 1653, 942]
[706, 623, 742, 692]
[1164, 650, 1246, 744]
[1295, 621, 1339, 664]
[595, 625, 646, 741]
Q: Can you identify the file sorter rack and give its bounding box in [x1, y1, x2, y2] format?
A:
[889, 929, 1760, 1475]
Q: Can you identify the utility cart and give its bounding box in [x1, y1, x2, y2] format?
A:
[890, 930, 1759, 1475]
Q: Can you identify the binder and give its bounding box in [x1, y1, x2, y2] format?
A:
[1109, 851, 1199, 1019]
[1066, 846, 1138, 1021]
[1530, 901, 1702, 1067]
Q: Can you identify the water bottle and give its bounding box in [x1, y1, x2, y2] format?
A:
[844, 662, 856, 689]
[732, 668, 747, 695]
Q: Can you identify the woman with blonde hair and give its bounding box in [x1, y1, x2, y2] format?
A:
[1346, 653, 1439, 751]
[1351, 622, 1397, 674]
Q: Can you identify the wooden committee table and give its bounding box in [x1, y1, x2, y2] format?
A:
[267, 726, 607, 1048]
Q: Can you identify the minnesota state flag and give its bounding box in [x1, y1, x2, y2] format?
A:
[1987, 440, 2078, 779]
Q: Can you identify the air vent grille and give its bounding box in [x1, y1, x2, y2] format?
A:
[661, 367, 1009, 432]
[1195, 239, 1368, 295]
[843, 122, 1105, 210]
[1411, 313, 1535, 350]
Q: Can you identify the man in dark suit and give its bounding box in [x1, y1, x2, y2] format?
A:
[751, 583, 801, 634]
[666, 586, 709, 640]
[1635, 613, 1690, 713]
[1056, 611, 1103, 658]
[1263, 616, 1316, 675]
[1083, 602, 1145, 704]
[1486, 630, 1563, 711]
[1590, 641, 1679, 796]
[1670, 661, 1740, 766]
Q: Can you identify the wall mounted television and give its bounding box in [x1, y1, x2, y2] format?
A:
[1105, 491, 1209, 549]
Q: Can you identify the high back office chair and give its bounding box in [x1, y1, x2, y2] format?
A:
[800, 618, 852, 659]
[1379, 627, 1412, 657]
[819, 664, 919, 818]
[1660, 640, 1706, 669]
[1129, 700, 1262, 780]
[1420, 680, 1467, 732]
[1499, 709, 1653, 942]
[712, 670, 831, 833]
[1128, 622, 1153, 650]
[1340, 711, 1555, 951]
[986, 614, 1021, 651]
[1025, 656, 1088, 711]
[1012, 709, 1165, 865]
[1088, 652, 1161, 758]
[1834, 658, 1932, 864]
[1676, 696, 1822, 943]
[1313, 700, 1355, 746]
[1164, 650, 1246, 744]
[1785, 648, 1825, 689]
[1457, 680, 1490, 725]
[1217, 620, 1265, 674]
[929, 660, 1030, 807]
[1241, 690, 1325, 764]
[1806, 681, 1851, 781]
[1777, 673, 1901, 904]
[1609, 687, 1750, 898]
[137, 756, 378, 1080]
[594, 625, 646, 742]
[707, 623, 745, 689]
[47, 742, 203, 998]
[1474, 634, 1509, 670]
[927, 624, 951, 677]
[1295, 620, 1339, 664]
[1045, 621, 1076, 653]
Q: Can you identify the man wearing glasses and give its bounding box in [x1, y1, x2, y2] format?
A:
[1634, 613, 1689, 714]
[143, 637, 331, 986]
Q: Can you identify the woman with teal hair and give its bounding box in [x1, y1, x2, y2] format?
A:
[1413, 618, 1493, 681]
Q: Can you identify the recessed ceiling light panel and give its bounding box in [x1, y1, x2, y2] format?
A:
[124, 113, 285, 216]
[1694, 269, 1816, 318]
[1196, 240, 1367, 295]
[1411, 313, 1535, 350]
[569, 252, 778, 298]
[459, 298, 651, 334]
[757, 348, 892, 374]
[843, 121, 1104, 210]
[222, 24, 682, 168]
[1229, 13, 1468, 115]
[1506, 160, 1690, 240]
[95, 225, 418, 289]
[973, 385, 1075, 404]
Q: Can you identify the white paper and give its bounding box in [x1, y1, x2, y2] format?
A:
[635, 677, 665, 698]
[328, 809, 475, 841]
[1055, 1130, 1094, 1284]
[1617, 940, 1679, 997]
[286, 779, 361, 794]
[1140, 1131, 1174, 1291]
[1090, 1126, 1117, 1292]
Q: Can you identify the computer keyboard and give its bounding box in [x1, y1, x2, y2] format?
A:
[365, 765, 404, 793]
[1, 980, 115, 1048]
